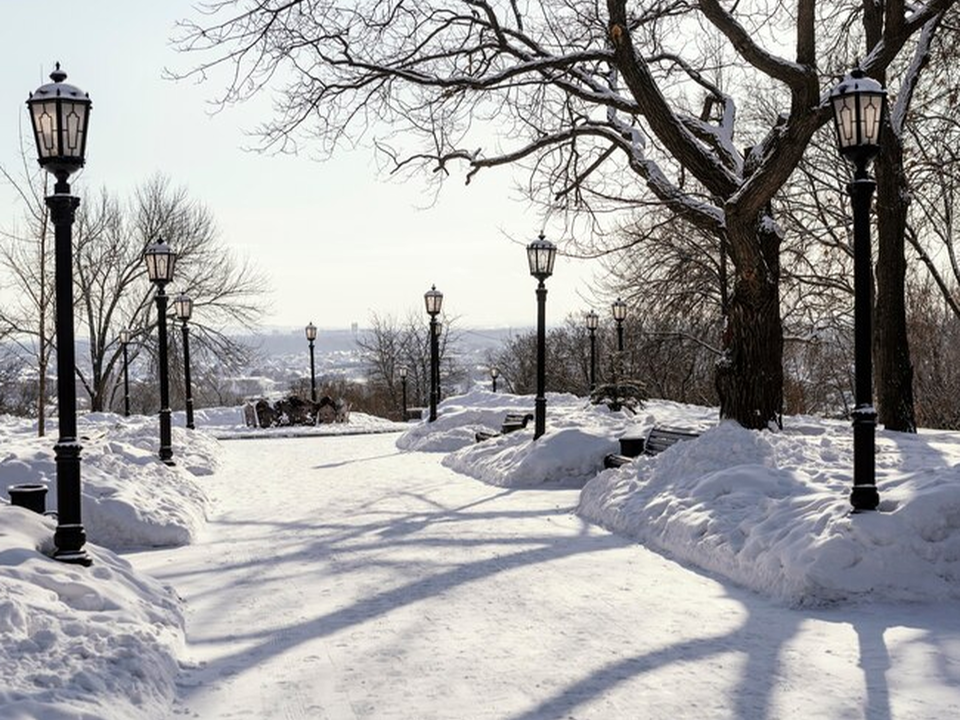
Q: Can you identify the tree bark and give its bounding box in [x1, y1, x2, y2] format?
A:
[715, 216, 784, 429]
[873, 128, 916, 432]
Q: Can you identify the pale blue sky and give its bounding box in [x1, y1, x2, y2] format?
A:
[0, 1, 603, 330]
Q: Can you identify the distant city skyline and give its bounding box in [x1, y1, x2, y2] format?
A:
[0, 1, 608, 332]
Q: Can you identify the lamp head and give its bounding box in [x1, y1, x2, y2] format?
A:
[27, 63, 91, 179]
[830, 68, 886, 169]
[527, 232, 557, 282]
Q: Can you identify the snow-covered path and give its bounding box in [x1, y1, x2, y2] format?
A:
[126, 434, 960, 719]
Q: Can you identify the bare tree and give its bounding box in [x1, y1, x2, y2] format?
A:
[357, 310, 463, 418]
[171, 0, 953, 429]
[72, 174, 271, 412]
[0, 141, 55, 433]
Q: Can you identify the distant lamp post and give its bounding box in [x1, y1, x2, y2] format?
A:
[27, 63, 92, 565]
[490, 366, 499, 393]
[424, 285, 443, 421]
[144, 239, 177, 465]
[305, 322, 318, 402]
[610, 298, 628, 411]
[585, 311, 599, 393]
[527, 232, 557, 440]
[399, 365, 408, 420]
[831, 68, 886, 513]
[611, 298, 628, 353]
[174, 293, 195, 430]
[119, 329, 131, 417]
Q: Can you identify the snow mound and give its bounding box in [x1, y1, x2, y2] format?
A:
[1, 413, 213, 549]
[580, 420, 960, 605]
[0, 506, 183, 719]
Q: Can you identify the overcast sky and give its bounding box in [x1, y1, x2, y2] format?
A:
[0, 1, 607, 332]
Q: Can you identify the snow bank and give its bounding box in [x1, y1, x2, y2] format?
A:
[0, 506, 183, 720]
[1, 413, 213, 549]
[396, 388, 544, 452]
[432, 390, 638, 485]
[580, 419, 960, 605]
[403, 390, 960, 605]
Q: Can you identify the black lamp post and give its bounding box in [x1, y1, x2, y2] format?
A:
[27, 63, 92, 565]
[611, 298, 628, 411]
[399, 365, 408, 420]
[611, 298, 627, 353]
[119, 329, 131, 417]
[830, 68, 886, 512]
[527, 232, 557, 440]
[490, 367, 499, 393]
[424, 285, 443, 421]
[144, 239, 177, 466]
[305, 322, 318, 402]
[174, 293, 195, 430]
[585, 311, 599, 393]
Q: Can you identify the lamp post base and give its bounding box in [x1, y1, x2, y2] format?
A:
[851, 405, 879, 512]
[534, 396, 546, 440]
[53, 523, 92, 566]
[850, 486, 880, 512]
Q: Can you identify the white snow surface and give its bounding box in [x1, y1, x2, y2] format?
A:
[415, 391, 960, 604]
[2, 393, 960, 718]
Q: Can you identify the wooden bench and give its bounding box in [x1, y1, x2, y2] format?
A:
[603, 426, 700, 468]
[475, 412, 535, 442]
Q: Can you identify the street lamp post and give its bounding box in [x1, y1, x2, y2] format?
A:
[585, 311, 599, 393]
[119, 329, 131, 417]
[174, 293, 195, 430]
[611, 298, 628, 411]
[490, 367, 499, 393]
[611, 298, 627, 353]
[27, 63, 92, 565]
[424, 285, 443, 422]
[144, 240, 177, 466]
[830, 68, 886, 512]
[399, 365, 408, 420]
[305, 322, 318, 402]
[527, 232, 557, 440]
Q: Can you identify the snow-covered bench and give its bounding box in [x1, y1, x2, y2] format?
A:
[475, 412, 535, 442]
[603, 426, 700, 468]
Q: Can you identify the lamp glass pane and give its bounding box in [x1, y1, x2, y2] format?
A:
[62, 101, 87, 156]
[31, 100, 59, 158]
[861, 94, 882, 145]
[155, 253, 171, 281]
[833, 95, 857, 149]
[119, 330, 130, 345]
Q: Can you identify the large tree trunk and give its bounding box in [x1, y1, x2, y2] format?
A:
[715, 217, 784, 430]
[873, 129, 917, 432]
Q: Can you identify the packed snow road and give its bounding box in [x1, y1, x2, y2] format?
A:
[127, 433, 960, 719]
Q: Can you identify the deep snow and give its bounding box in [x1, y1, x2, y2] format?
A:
[1, 391, 960, 718]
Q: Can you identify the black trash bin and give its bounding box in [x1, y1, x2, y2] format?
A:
[619, 435, 646, 457]
[7, 484, 48, 514]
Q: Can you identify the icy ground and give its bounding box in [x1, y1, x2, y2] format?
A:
[2, 392, 960, 718]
